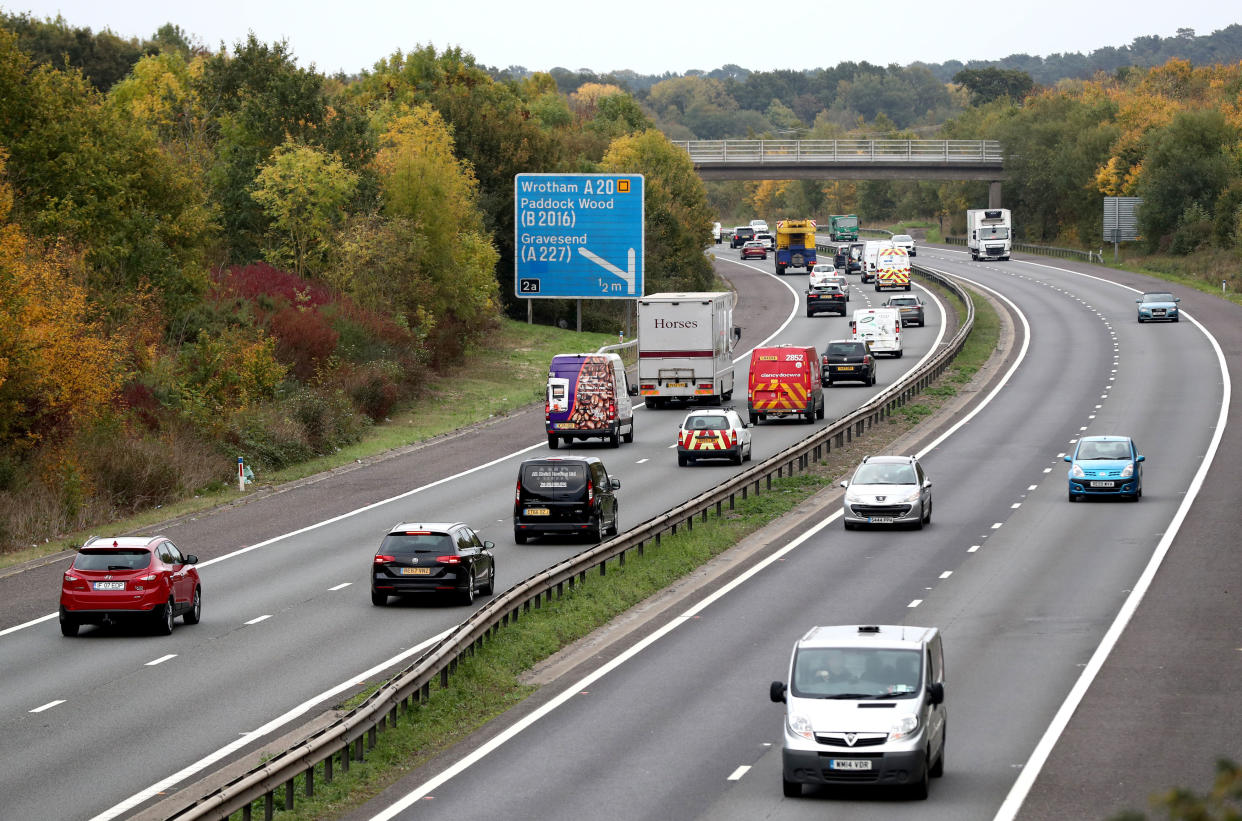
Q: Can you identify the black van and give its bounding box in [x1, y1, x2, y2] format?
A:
[513, 456, 620, 544]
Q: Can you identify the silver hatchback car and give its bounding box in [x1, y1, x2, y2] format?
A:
[841, 455, 932, 529]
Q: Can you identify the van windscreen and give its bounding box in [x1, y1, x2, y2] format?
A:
[521, 463, 588, 501]
[791, 648, 922, 699]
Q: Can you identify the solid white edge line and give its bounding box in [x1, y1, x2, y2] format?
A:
[991, 264, 1231, 820]
[29, 699, 65, 713]
[88, 629, 454, 821]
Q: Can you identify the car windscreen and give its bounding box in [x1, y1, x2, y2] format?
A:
[893, 235, 912, 242]
[827, 343, 865, 357]
[792, 647, 922, 699]
[1142, 293, 1174, 303]
[520, 463, 588, 501]
[1076, 441, 1131, 460]
[73, 549, 152, 571]
[852, 463, 916, 485]
[380, 532, 454, 555]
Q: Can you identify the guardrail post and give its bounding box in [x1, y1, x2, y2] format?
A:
[355, 736, 364, 761]
[619, 549, 626, 567]
[441, 666, 449, 687]
[600, 558, 607, 576]
[557, 580, 564, 597]
[686, 516, 693, 532]
[729, 493, 735, 510]
[325, 752, 334, 782]
[368, 725, 378, 749]
[306, 764, 314, 797]
[264, 791, 274, 821]
[285, 778, 294, 811]
[341, 744, 350, 772]
[766, 475, 772, 490]
[243, 802, 253, 820]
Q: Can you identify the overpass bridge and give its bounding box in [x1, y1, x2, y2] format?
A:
[673, 139, 1007, 207]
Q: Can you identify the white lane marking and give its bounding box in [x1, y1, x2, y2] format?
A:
[1011, 503, 1022, 509]
[636, 459, 649, 464]
[727, 765, 751, 781]
[1028, 485, 1038, 491]
[90, 628, 453, 821]
[0, 612, 57, 636]
[667, 443, 677, 449]
[968, 545, 981, 553]
[1043, 468, 1052, 473]
[244, 615, 272, 625]
[328, 582, 352, 591]
[145, 654, 177, 667]
[991, 523, 1003, 530]
[29, 699, 65, 713]
[970, 258, 1232, 821]
[939, 571, 953, 579]
[907, 600, 923, 608]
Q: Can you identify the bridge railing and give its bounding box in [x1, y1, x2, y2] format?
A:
[673, 139, 1002, 163]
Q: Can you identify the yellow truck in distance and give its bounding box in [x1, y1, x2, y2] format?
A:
[775, 219, 818, 275]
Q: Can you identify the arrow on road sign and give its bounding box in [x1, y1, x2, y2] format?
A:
[578, 247, 636, 295]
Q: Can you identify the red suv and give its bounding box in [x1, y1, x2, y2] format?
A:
[60, 536, 202, 636]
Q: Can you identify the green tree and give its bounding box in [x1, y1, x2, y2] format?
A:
[953, 67, 1036, 105]
[601, 129, 715, 293]
[251, 141, 358, 276]
[1136, 109, 1237, 250]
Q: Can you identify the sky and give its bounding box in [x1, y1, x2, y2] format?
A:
[4, 0, 1240, 77]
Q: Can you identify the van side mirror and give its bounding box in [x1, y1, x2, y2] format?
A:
[628, 384, 639, 397]
[928, 681, 944, 705]
[732, 326, 742, 342]
[610, 477, 622, 489]
[770, 681, 787, 703]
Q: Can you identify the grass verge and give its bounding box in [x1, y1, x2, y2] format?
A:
[2, 320, 618, 571]
[226, 281, 1001, 821]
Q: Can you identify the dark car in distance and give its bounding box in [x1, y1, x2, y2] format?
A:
[806, 283, 848, 316]
[514, 456, 620, 543]
[730, 226, 756, 248]
[883, 294, 926, 327]
[822, 339, 877, 386]
[60, 536, 201, 636]
[371, 522, 495, 606]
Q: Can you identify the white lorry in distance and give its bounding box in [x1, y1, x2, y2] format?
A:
[850, 307, 903, 358]
[638, 292, 741, 409]
[967, 208, 1012, 261]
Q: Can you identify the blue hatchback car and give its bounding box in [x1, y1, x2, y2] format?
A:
[1136, 292, 1180, 323]
[1066, 435, 1144, 502]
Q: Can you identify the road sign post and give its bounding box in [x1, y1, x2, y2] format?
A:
[515, 173, 644, 301]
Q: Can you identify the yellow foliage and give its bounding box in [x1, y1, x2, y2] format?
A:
[747, 180, 788, 216]
[572, 82, 625, 116]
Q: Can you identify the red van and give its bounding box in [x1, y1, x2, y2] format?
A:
[747, 345, 824, 425]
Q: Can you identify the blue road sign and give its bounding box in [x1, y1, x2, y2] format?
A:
[515, 173, 644, 299]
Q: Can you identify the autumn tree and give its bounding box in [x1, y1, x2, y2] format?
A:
[252, 140, 358, 276]
[601, 129, 715, 293]
[953, 67, 1035, 105]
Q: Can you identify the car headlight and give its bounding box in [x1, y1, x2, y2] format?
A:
[1071, 463, 1085, 478]
[901, 487, 922, 503]
[889, 715, 919, 742]
[1120, 463, 1134, 478]
[788, 714, 814, 741]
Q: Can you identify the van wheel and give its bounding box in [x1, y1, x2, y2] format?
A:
[930, 732, 945, 777]
[622, 425, 634, 444]
[609, 431, 620, 448]
[805, 406, 815, 424]
[678, 452, 689, 467]
[589, 518, 604, 543]
[896, 350, 903, 359]
[783, 777, 802, 798]
[816, 400, 825, 420]
[905, 284, 912, 291]
[749, 413, 759, 426]
[547, 434, 559, 449]
[514, 530, 528, 544]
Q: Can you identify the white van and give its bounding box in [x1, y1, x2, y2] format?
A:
[770, 624, 947, 799]
[851, 307, 903, 358]
[861, 239, 895, 284]
[545, 352, 638, 448]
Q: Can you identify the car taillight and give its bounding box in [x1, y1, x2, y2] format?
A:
[436, 555, 462, 565]
[608, 402, 616, 420]
[62, 574, 87, 590]
[515, 477, 522, 506]
[729, 430, 737, 446]
[587, 478, 594, 505]
[373, 554, 396, 564]
[139, 574, 157, 582]
[678, 429, 687, 446]
[545, 401, 550, 418]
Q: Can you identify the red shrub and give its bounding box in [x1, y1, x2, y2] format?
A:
[213, 263, 336, 309]
[270, 307, 339, 380]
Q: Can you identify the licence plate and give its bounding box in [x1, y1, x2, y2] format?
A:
[525, 507, 550, 516]
[829, 759, 872, 771]
[666, 382, 687, 388]
[92, 581, 125, 590]
[837, 366, 855, 371]
[400, 567, 431, 576]
[868, 516, 895, 524]
[1089, 481, 1114, 488]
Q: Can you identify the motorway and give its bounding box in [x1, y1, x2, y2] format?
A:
[0, 253, 948, 821]
[348, 246, 1237, 821]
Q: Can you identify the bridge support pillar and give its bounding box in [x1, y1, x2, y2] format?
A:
[989, 181, 1003, 208]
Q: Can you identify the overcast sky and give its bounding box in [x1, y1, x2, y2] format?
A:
[4, 0, 1239, 77]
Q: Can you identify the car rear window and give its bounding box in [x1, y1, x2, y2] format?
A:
[521, 463, 588, 500]
[74, 549, 152, 571]
[381, 532, 454, 555]
[827, 343, 865, 356]
[685, 416, 728, 430]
